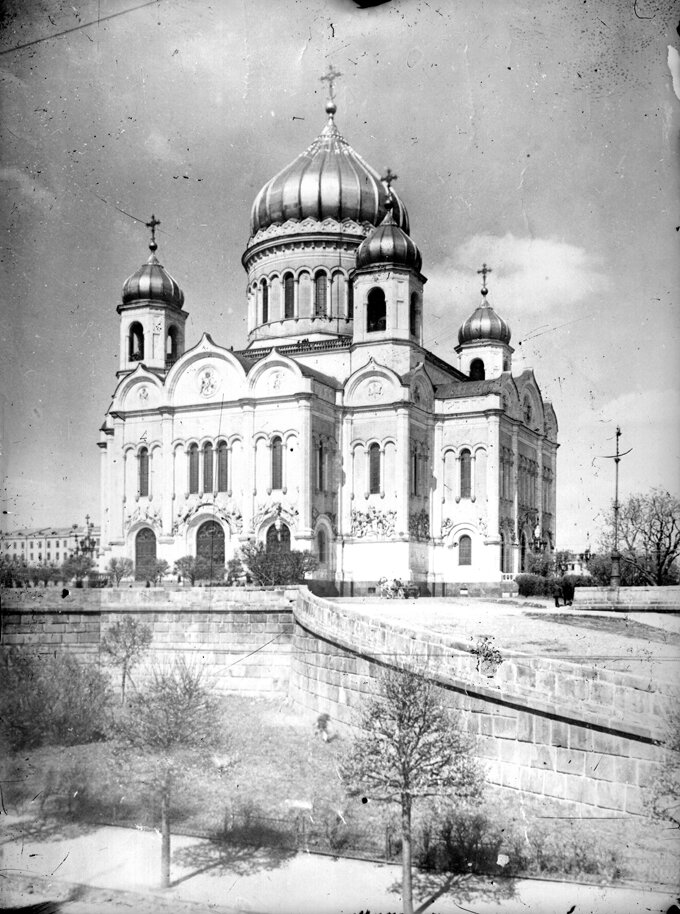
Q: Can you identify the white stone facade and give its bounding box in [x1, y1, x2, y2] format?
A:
[98, 102, 558, 592]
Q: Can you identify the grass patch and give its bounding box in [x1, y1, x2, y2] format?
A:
[3, 694, 679, 887]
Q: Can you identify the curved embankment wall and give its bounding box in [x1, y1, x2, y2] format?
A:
[290, 590, 668, 818]
[1, 586, 670, 817]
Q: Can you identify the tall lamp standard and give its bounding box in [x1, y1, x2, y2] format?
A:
[601, 428, 632, 589]
[72, 515, 97, 558]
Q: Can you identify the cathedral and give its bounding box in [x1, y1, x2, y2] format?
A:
[98, 82, 558, 594]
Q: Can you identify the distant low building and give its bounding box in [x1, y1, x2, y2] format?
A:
[0, 526, 101, 565]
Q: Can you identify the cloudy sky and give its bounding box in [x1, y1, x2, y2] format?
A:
[1, 0, 678, 548]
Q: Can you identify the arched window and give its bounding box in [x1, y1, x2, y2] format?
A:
[367, 287, 386, 333]
[314, 271, 327, 317]
[217, 441, 228, 492]
[317, 441, 325, 492]
[409, 292, 420, 337]
[188, 444, 199, 494]
[166, 326, 178, 363]
[135, 527, 156, 580]
[459, 534, 472, 566]
[196, 520, 225, 570]
[138, 447, 149, 497]
[271, 436, 283, 490]
[369, 443, 381, 495]
[266, 521, 290, 553]
[317, 528, 327, 564]
[129, 322, 144, 361]
[347, 282, 354, 320]
[283, 273, 294, 318]
[261, 280, 269, 323]
[203, 443, 213, 492]
[470, 358, 485, 381]
[460, 449, 472, 499]
[523, 398, 533, 426]
[411, 448, 419, 496]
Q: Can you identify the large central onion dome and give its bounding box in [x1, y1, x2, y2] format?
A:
[250, 100, 409, 236]
[122, 243, 184, 309]
[458, 292, 511, 345]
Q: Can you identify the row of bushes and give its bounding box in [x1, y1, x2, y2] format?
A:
[515, 573, 592, 598]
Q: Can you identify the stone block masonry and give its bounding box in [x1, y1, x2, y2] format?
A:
[1, 587, 296, 695]
[2, 585, 672, 817]
[289, 590, 672, 819]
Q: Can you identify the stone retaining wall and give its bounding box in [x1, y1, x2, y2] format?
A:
[1, 587, 295, 694]
[573, 585, 680, 612]
[290, 589, 668, 817]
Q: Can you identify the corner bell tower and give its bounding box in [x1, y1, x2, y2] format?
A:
[116, 215, 188, 375]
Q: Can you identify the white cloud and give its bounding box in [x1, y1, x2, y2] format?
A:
[423, 233, 610, 347]
[596, 388, 680, 427]
[0, 166, 56, 212]
[143, 130, 184, 164]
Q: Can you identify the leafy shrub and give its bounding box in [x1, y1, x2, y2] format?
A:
[238, 542, 317, 586]
[0, 650, 113, 751]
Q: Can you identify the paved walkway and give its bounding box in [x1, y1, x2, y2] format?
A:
[330, 598, 680, 689]
[1, 818, 677, 914]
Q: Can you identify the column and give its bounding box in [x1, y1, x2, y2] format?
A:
[297, 397, 313, 542]
[160, 410, 173, 538]
[485, 416, 501, 542]
[110, 417, 126, 543]
[511, 425, 520, 572]
[395, 407, 410, 536]
[340, 412, 353, 536]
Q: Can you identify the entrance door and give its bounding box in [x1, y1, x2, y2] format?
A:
[196, 520, 225, 571]
[135, 527, 156, 579]
[266, 522, 291, 552]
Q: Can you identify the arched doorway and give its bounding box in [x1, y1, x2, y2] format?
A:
[266, 522, 291, 553]
[196, 520, 225, 570]
[135, 527, 156, 579]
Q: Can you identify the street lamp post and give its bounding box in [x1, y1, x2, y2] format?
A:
[601, 427, 632, 589]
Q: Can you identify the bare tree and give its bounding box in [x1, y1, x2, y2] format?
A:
[600, 489, 680, 585]
[101, 616, 152, 704]
[107, 557, 134, 586]
[340, 666, 485, 914]
[116, 659, 221, 888]
[649, 702, 680, 827]
[173, 555, 213, 585]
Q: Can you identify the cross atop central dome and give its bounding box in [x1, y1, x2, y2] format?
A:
[249, 94, 409, 237]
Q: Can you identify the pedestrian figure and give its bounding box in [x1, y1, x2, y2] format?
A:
[315, 712, 330, 742]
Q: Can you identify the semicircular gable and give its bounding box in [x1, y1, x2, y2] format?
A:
[345, 360, 403, 408]
[248, 355, 305, 396]
[114, 368, 163, 412]
[169, 350, 247, 407]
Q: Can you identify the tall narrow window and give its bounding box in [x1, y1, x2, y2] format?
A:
[469, 358, 485, 381]
[271, 436, 283, 490]
[217, 441, 228, 492]
[166, 326, 178, 363]
[284, 273, 294, 318]
[410, 292, 419, 337]
[138, 447, 149, 497]
[369, 443, 381, 495]
[459, 534, 472, 566]
[317, 441, 325, 492]
[314, 271, 327, 317]
[261, 280, 269, 323]
[367, 287, 386, 332]
[203, 443, 213, 492]
[347, 282, 354, 320]
[460, 449, 472, 499]
[411, 449, 418, 496]
[188, 444, 199, 494]
[129, 322, 144, 361]
[317, 529, 327, 564]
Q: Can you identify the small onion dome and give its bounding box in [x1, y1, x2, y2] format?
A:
[458, 295, 511, 345]
[250, 112, 409, 235]
[355, 210, 422, 272]
[122, 251, 184, 308]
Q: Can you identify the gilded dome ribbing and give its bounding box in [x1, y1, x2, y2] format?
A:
[355, 211, 422, 272]
[458, 296, 511, 345]
[250, 113, 409, 235]
[122, 251, 184, 309]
